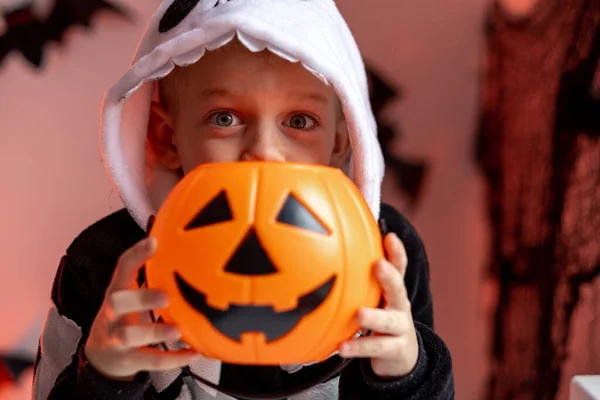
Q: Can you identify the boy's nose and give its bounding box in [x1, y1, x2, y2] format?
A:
[241, 125, 285, 162]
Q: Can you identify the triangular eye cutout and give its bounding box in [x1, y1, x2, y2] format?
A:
[185, 190, 233, 230]
[276, 194, 330, 235]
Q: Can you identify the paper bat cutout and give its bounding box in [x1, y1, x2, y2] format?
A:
[0, 353, 34, 386]
[0, 0, 130, 68]
[366, 65, 430, 208]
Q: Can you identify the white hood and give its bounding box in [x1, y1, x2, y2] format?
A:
[100, 0, 384, 230]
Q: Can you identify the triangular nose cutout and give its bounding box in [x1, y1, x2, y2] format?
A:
[224, 229, 278, 276]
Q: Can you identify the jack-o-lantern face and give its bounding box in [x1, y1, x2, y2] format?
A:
[176, 190, 337, 343]
[146, 162, 383, 365]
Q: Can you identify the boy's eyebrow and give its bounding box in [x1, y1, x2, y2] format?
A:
[197, 88, 240, 99]
[291, 92, 329, 105]
[197, 88, 329, 104]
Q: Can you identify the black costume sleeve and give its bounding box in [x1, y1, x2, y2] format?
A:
[32, 210, 151, 399]
[338, 204, 454, 399]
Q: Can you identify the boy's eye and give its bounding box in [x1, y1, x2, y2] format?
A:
[209, 112, 242, 127]
[284, 114, 316, 130]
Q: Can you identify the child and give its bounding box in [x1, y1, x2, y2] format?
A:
[32, 0, 454, 399]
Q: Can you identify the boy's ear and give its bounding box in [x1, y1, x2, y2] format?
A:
[330, 116, 351, 168]
[148, 101, 181, 170]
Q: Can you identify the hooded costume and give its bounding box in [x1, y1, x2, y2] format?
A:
[32, 0, 454, 399]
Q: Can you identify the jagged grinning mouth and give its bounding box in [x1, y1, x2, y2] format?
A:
[175, 272, 336, 342]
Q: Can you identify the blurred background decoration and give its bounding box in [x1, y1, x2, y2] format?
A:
[0, 0, 129, 69]
[366, 65, 431, 210]
[0, 0, 598, 399]
[476, 1, 600, 398]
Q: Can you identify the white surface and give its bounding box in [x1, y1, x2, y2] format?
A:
[571, 376, 600, 400]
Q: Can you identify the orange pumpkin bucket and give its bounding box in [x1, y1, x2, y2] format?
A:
[146, 162, 383, 365]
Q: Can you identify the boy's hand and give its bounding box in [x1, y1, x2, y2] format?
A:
[339, 233, 419, 378]
[84, 237, 199, 381]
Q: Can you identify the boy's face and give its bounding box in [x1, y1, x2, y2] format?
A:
[149, 41, 350, 174]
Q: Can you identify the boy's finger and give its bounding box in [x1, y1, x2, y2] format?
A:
[376, 260, 409, 310]
[111, 323, 182, 350]
[108, 238, 157, 293]
[132, 348, 200, 371]
[384, 233, 408, 277]
[339, 335, 401, 359]
[355, 307, 410, 336]
[107, 288, 169, 319]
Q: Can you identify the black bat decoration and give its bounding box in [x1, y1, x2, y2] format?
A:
[0, 0, 130, 68]
[366, 65, 430, 208]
